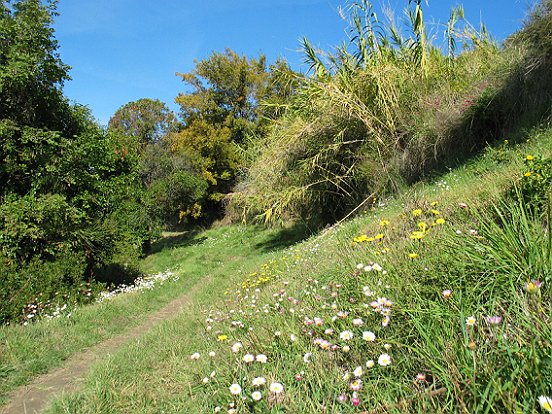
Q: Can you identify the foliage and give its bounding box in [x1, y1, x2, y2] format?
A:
[228, 0, 503, 225]
[0, 0, 152, 323]
[227, 0, 552, 226]
[519, 154, 552, 210]
[108, 98, 178, 145]
[136, 142, 208, 228]
[170, 49, 297, 221]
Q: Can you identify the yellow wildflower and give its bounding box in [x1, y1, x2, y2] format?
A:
[410, 231, 425, 240]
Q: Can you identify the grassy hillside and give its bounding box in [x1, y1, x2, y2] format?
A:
[0, 225, 310, 406]
[38, 123, 552, 413]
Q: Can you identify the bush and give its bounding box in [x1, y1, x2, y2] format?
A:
[0, 252, 99, 324]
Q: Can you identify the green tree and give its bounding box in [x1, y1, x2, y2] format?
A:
[108, 98, 179, 145]
[0, 0, 152, 322]
[170, 49, 297, 220]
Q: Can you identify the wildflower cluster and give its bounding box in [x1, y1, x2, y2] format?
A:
[519, 154, 552, 209]
[19, 282, 95, 325]
[96, 271, 179, 302]
[190, 252, 401, 412]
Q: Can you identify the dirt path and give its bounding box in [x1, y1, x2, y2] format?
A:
[0, 277, 211, 414]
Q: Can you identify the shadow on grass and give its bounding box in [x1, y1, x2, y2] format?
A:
[94, 263, 143, 287]
[254, 222, 316, 252]
[150, 231, 207, 254]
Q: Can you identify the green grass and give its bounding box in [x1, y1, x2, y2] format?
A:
[41, 126, 552, 413]
[0, 224, 310, 406]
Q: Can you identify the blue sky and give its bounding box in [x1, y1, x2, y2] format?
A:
[53, 0, 535, 125]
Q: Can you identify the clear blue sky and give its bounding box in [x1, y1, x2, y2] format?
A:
[53, 0, 535, 126]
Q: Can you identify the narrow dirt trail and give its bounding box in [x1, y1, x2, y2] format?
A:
[0, 276, 211, 414]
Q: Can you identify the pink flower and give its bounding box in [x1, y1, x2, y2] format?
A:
[349, 379, 362, 391]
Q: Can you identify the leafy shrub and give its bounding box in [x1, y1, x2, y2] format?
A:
[0, 251, 99, 324]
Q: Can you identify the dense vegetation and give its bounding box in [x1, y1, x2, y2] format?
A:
[1, 0, 551, 323]
[0, 0, 551, 412]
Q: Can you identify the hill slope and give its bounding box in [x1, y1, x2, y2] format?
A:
[24, 124, 552, 413]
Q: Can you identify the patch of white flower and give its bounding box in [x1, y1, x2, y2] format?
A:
[96, 271, 178, 302]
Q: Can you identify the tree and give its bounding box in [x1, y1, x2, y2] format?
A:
[0, 0, 75, 132]
[108, 98, 178, 145]
[0, 0, 154, 322]
[170, 49, 297, 220]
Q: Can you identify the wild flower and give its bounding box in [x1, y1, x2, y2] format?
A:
[362, 331, 376, 342]
[372, 263, 383, 272]
[465, 316, 476, 326]
[269, 382, 284, 394]
[202, 377, 209, 384]
[525, 280, 542, 293]
[243, 354, 255, 363]
[485, 316, 503, 325]
[231, 342, 243, 353]
[362, 286, 374, 296]
[290, 334, 298, 342]
[338, 393, 347, 403]
[209, 351, 216, 357]
[217, 334, 228, 341]
[252, 377, 266, 387]
[251, 391, 262, 401]
[229, 383, 242, 395]
[351, 394, 361, 407]
[190, 352, 200, 360]
[340, 330, 354, 341]
[412, 209, 423, 217]
[410, 231, 425, 240]
[415, 373, 427, 382]
[435, 218, 446, 225]
[442, 289, 453, 298]
[408, 253, 418, 259]
[342, 345, 350, 352]
[352, 318, 364, 327]
[314, 317, 324, 326]
[378, 353, 392, 366]
[349, 379, 362, 391]
[366, 360, 375, 368]
[255, 354, 268, 363]
[539, 396, 552, 413]
[353, 366, 364, 377]
[303, 352, 312, 363]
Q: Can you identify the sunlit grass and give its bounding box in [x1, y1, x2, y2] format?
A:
[42, 127, 552, 413]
